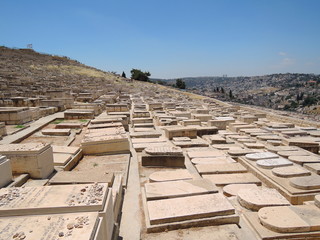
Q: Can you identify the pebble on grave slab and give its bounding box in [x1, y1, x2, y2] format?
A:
[149, 169, 193, 182]
[290, 175, 320, 190]
[223, 184, 259, 197]
[258, 205, 320, 233]
[237, 188, 290, 211]
[272, 165, 311, 178]
[256, 157, 293, 169]
[245, 152, 279, 161]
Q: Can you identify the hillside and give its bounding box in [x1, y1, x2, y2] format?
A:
[156, 74, 320, 119]
[0, 46, 128, 98]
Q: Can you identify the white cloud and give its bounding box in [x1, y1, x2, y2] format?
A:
[278, 51, 287, 56]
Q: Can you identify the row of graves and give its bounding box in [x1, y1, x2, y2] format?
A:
[0, 90, 133, 240]
[0, 85, 320, 239]
[127, 88, 320, 240]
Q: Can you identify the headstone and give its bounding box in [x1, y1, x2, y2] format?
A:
[258, 205, 320, 233]
[272, 166, 311, 178]
[223, 184, 259, 197]
[0, 155, 12, 188]
[256, 158, 293, 169]
[290, 175, 320, 190]
[245, 152, 279, 161]
[237, 188, 290, 211]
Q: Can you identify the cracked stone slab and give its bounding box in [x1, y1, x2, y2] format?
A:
[147, 193, 235, 225]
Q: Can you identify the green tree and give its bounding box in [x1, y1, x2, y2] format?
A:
[121, 71, 126, 78]
[176, 78, 186, 89]
[229, 89, 233, 99]
[221, 87, 225, 94]
[130, 69, 151, 81]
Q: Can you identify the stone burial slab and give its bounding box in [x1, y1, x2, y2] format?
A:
[130, 131, 162, 138]
[0, 155, 13, 188]
[0, 183, 108, 216]
[223, 184, 259, 197]
[256, 158, 293, 169]
[277, 150, 310, 157]
[245, 152, 279, 161]
[258, 205, 320, 233]
[237, 188, 290, 211]
[288, 155, 320, 165]
[290, 175, 320, 190]
[53, 153, 72, 166]
[0, 212, 104, 240]
[163, 126, 197, 140]
[0, 143, 54, 179]
[141, 146, 185, 167]
[265, 145, 299, 153]
[272, 166, 311, 178]
[227, 149, 258, 156]
[149, 169, 193, 182]
[203, 173, 261, 186]
[173, 139, 209, 148]
[145, 179, 218, 200]
[191, 156, 236, 165]
[42, 128, 71, 136]
[49, 170, 114, 186]
[146, 193, 237, 225]
[196, 163, 247, 175]
[187, 150, 226, 159]
[304, 163, 320, 174]
[56, 122, 84, 129]
[52, 145, 80, 155]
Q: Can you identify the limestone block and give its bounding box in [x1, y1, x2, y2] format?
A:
[203, 173, 261, 186]
[290, 175, 320, 190]
[196, 163, 247, 174]
[272, 166, 311, 178]
[163, 126, 197, 140]
[245, 152, 279, 161]
[191, 157, 236, 165]
[149, 169, 193, 182]
[223, 184, 259, 197]
[42, 128, 71, 136]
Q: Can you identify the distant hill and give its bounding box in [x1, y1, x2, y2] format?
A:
[153, 73, 320, 118]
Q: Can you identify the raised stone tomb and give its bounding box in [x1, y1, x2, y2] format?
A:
[0, 143, 54, 179]
[0, 155, 13, 188]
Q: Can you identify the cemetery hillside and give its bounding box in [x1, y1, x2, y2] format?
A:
[0, 46, 320, 240]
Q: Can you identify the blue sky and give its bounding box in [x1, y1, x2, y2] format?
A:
[1, 0, 320, 78]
